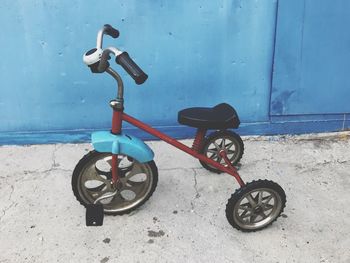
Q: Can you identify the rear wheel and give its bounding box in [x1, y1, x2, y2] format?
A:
[200, 130, 244, 173]
[72, 150, 158, 215]
[226, 180, 286, 232]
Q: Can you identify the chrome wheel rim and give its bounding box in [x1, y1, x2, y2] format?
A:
[204, 136, 239, 166]
[233, 188, 282, 230]
[77, 153, 153, 213]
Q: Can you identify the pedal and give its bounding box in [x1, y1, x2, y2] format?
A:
[86, 204, 104, 226]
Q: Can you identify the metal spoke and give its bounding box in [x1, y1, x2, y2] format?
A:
[253, 191, 260, 202]
[225, 141, 235, 150]
[125, 180, 145, 194]
[220, 138, 226, 148]
[240, 202, 251, 208]
[95, 167, 112, 178]
[249, 214, 258, 223]
[213, 141, 221, 151]
[110, 192, 126, 204]
[259, 211, 267, 219]
[91, 183, 114, 200]
[118, 166, 133, 178]
[207, 149, 217, 153]
[258, 191, 263, 205]
[82, 168, 101, 181]
[86, 184, 106, 193]
[263, 195, 273, 204]
[125, 163, 144, 180]
[240, 210, 252, 219]
[228, 155, 236, 162]
[227, 149, 236, 155]
[209, 153, 217, 159]
[246, 194, 257, 207]
[263, 203, 274, 211]
[82, 168, 108, 184]
[239, 206, 252, 214]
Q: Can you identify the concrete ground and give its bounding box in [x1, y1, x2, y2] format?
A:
[0, 132, 349, 263]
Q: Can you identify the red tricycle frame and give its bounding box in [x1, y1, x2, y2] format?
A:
[110, 109, 245, 187]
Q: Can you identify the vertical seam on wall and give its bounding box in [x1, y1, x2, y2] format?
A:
[297, 0, 307, 94]
[268, 0, 280, 121]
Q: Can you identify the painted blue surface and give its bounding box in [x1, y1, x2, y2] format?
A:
[91, 131, 154, 162]
[272, 0, 350, 115]
[0, 0, 349, 145]
[0, 1, 277, 138]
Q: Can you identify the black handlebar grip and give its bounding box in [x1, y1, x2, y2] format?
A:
[97, 50, 111, 73]
[104, 24, 119, 38]
[116, 52, 148, 85]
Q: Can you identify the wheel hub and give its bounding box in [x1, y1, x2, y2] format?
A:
[254, 206, 263, 214]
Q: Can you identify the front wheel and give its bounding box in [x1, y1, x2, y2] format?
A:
[72, 150, 158, 215]
[226, 180, 286, 232]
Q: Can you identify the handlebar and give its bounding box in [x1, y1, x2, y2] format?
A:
[96, 24, 119, 49]
[91, 24, 148, 85]
[116, 52, 148, 85]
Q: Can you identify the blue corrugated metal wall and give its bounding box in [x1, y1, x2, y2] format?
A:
[0, 0, 349, 145]
[271, 0, 350, 133]
[272, 0, 350, 115]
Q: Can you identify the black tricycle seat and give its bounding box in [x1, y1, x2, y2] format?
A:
[178, 103, 240, 129]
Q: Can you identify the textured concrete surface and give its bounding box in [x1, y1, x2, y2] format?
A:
[0, 132, 350, 263]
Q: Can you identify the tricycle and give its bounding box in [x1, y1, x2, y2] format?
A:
[72, 24, 286, 232]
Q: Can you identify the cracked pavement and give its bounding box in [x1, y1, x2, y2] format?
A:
[0, 132, 350, 262]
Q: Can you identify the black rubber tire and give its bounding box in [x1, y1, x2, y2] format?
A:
[226, 180, 286, 232]
[72, 150, 158, 216]
[199, 130, 244, 173]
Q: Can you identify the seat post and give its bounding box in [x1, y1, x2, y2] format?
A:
[192, 128, 207, 152]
